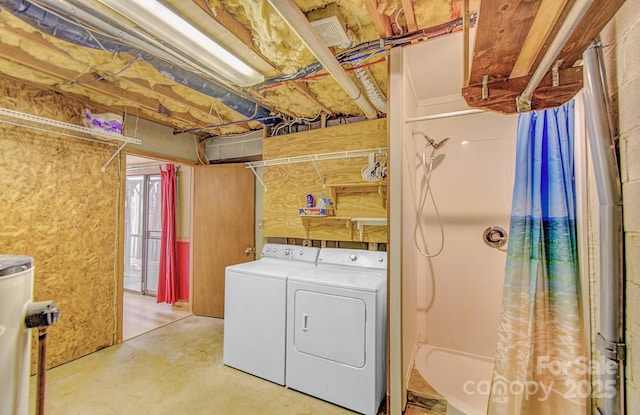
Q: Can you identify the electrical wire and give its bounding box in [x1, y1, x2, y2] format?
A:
[257, 14, 475, 92]
[414, 143, 445, 258]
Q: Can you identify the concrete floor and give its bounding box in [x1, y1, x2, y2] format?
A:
[30, 315, 357, 415]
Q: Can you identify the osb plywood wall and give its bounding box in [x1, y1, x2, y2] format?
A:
[263, 119, 387, 242]
[0, 77, 120, 370]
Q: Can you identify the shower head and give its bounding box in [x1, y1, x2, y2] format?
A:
[412, 130, 436, 146]
[413, 131, 449, 151]
[433, 137, 450, 150]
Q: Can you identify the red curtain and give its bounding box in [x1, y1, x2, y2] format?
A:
[157, 164, 177, 305]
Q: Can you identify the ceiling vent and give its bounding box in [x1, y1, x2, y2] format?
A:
[308, 4, 351, 48]
[310, 16, 351, 47]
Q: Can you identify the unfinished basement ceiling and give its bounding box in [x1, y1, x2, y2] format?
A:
[0, 0, 624, 141]
[0, 0, 477, 139]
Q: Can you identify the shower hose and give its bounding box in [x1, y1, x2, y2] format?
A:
[414, 143, 445, 258]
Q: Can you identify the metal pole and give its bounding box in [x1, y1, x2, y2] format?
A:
[516, 0, 594, 112]
[36, 327, 48, 415]
[582, 40, 625, 415]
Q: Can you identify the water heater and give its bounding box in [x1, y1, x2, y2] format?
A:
[0, 255, 34, 415]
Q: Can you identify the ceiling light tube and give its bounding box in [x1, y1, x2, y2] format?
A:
[94, 0, 264, 87]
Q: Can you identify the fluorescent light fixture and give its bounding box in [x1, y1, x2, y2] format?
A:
[94, 0, 264, 87]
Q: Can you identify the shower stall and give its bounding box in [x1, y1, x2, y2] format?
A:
[406, 104, 518, 415]
[389, 31, 593, 415]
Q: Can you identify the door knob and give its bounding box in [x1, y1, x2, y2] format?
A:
[244, 246, 254, 255]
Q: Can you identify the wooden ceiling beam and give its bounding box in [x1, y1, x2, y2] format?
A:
[0, 24, 260, 134]
[401, 0, 418, 32]
[469, 0, 543, 85]
[289, 81, 336, 117]
[0, 42, 243, 132]
[462, 66, 583, 113]
[192, 0, 254, 46]
[510, 0, 570, 78]
[0, 45, 157, 113]
[192, 0, 276, 73]
[0, 25, 234, 120]
[248, 90, 298, 119]
[365, 0, 394, 38]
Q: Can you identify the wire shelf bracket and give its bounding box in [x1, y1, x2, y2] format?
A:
[246, 147, 387, 192]
[0, 107, 142, 172]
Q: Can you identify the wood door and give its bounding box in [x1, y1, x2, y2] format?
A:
[192, 163, 255, 317]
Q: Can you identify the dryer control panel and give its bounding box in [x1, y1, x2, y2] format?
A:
[317, 248, 387, 270]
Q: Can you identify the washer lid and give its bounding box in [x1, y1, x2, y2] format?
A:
[226, 258, 315, 279]
[0, 254, 34, 277]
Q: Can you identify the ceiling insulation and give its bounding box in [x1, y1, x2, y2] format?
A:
[0, 0, 482, 140]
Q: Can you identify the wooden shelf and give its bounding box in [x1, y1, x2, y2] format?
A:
[328, 182, 387, 209]
[300, 216, 352, 238]
[352, 217, 387, 241]
[300, 215, 387, 241]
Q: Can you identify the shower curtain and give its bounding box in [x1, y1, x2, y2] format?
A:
[157, 163, 177, 305]
[488, 100, 587, 415]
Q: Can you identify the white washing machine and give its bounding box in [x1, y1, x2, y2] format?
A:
[223, 243, 319, 385]
[286, 248, 387, 415]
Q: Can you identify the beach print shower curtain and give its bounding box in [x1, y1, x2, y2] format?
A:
[488, 100, 587, 415]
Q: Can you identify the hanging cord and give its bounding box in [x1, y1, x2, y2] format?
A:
[414, 143, 445, 258]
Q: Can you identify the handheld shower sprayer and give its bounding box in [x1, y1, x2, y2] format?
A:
[412, 131, 449, 150]
[411, 130, 447, 258]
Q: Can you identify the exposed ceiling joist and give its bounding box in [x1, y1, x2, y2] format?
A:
[289, 81, 336, 117]
[401, 0, 418, 32]
[463, 0, 625, 113]
[364, 0, 393, 37]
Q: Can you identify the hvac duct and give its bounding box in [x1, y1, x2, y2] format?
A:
[1, 0, 277, 126]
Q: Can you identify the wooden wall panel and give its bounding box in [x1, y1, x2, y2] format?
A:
[0, 76, 120, 370]
[263, 119, 388, 242]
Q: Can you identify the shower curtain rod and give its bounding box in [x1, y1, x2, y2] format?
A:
[516, 0, 594, 112]
[404, 109, 485, 124]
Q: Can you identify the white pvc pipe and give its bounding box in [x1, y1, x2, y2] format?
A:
[517, 0, 594, 110]
[266, 0, 378, 119]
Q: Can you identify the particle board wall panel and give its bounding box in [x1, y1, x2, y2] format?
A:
[0, 76, 120, 371]
[263, 119, 388, 242]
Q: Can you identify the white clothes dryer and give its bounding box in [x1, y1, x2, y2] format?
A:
[223, 243, 319, 385]
[286, 248, 387, 415]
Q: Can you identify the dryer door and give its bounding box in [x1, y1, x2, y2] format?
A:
[292, 289, 366, 368]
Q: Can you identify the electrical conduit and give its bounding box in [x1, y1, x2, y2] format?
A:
[583, 41, 625, 415]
